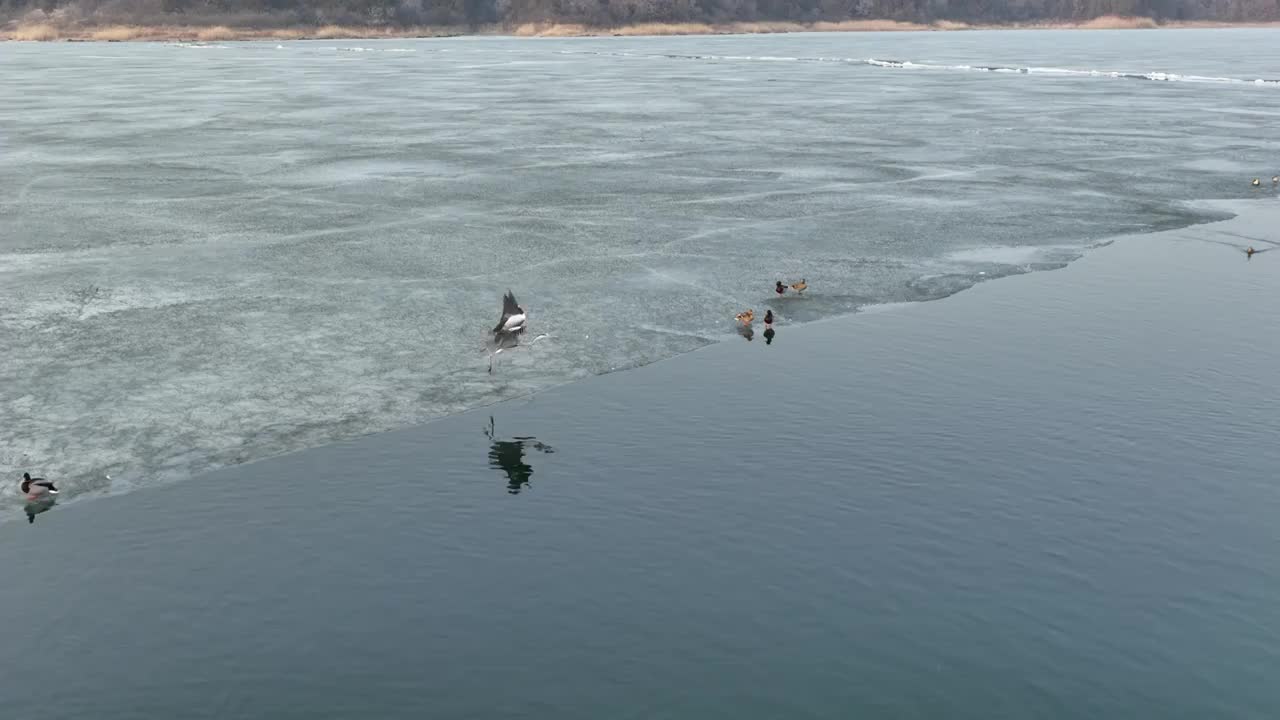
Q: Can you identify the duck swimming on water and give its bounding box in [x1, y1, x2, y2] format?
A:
[1252, 178, 1261, 187]
[21, 473, 58, 500]
[1247, 246, 1256, 258]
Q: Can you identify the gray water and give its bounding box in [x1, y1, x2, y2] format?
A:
[3, 29, 1279, 500]
[1, 212, 1278, 718]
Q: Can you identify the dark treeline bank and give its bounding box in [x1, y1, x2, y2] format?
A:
[2, 0, 1277, 32]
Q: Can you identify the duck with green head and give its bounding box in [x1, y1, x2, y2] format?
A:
[21, 473, 58, 500]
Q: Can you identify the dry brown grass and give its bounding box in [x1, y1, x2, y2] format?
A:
[510, 22, 585, 36]
[262, 27, 307, 39]
[313, 24, 361, 38]
[89, 25, 144, 40]
[811, 19, 934, 31]
[1077, 14, 1159, 29]
[511, 19, 940, 36]
[7, 22, 61, 40]
[265, 24, 461, 38]
[610, 22, 711, 35]
[1163, 19, 1280, 27]
[995, 15, 1161, 30]
[0, 22, 470, 41]
[193, 25, 234, 40]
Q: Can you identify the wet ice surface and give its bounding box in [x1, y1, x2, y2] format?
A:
[2, 30, 1278, 504]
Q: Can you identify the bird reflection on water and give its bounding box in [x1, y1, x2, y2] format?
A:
[484, 416, 555, 494]
[24, 497, 56, 525]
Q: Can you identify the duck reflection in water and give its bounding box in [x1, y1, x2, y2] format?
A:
[764, 327, 776, 345]
[484, 416, 555, 494]
[737, 324, 754, 342]
[23, 497, 57, 525]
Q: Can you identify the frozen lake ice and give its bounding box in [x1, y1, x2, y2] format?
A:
[2, 29, 1278, 502]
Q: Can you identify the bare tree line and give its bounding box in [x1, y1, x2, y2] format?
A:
[2, 0, 1276, 32]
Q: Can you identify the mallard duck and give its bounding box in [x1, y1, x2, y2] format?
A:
[790, 279, 807, 295]
[775, 280, 786, 296]
[21, 472, 58, 500]
[735, 309, 754, 326]
[763, 309, 774, 328]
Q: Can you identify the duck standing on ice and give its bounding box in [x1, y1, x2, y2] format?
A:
[21, 472, 58, 500]
[20, 473, 58, 524]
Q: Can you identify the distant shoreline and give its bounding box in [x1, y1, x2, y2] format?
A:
[4, 17, 1280, 42]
